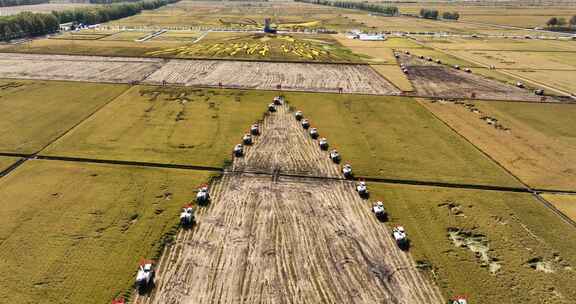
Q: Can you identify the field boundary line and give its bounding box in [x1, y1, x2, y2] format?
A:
[416, 99, 576, 229]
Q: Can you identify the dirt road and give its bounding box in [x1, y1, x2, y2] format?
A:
[133, 103, 443, 304]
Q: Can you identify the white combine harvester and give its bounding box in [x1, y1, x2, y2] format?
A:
[135, 260, 155, 294]
[392, 225, 409, 250]
[250, 124, 260, 136]
[301, 119, 310, 129]
[356, 181, 369, 198]
[329, 149, 340, 163]
[464, 68, 472, 73]
[295, 111, 303, 121]
[309, 127, 319, 139]
[242, 133, 253, 145]
[196, 185, 210, 204]
[342, 164, 353, 179]
[273, 96, 284, 105]
[318, 138, 329, 150]
[372, 201, 388, 221]
[436, 59, 442, 64]
[449, 296, 468, 304]
[535, 89, 544, 96]
[516, 81, 525, 88]
[453, 65, 461, 70]
[268, 103, 276, 112]
[180, 205, 195, 227]
[233, 144, 244, 157]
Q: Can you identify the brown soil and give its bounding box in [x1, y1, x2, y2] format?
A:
[132, 104, 443, 304]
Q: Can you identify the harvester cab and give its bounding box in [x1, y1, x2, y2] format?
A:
[196, 185, 210, 204]
[242, 133, 253, 145]
[318, 138, 329, 150]
[180, 205, 195, 227]
[426, 57, 432, 61]
[273, 96, 284, 105]
[436, 59, 441, 64]
[329, 149, 341, 163]
[372, 201, 388, 221]
[464, 68, 471, 73]
[295, 111, 303, 121]
[356, 181, 369, 198]
[535, 89, 544, 96]
[135, 260, 155, 293]
[250, 124, 260, 136]
[301, 119, 310, 129]
[392, 226, 409, 250]
[309, 128, 319, 139]
[268, 103, 276, 112]
[454, 65, 461, 70]
[233, 144, 244, 157]
[342, 164, 353, 179]
[516, 82, 525, 88]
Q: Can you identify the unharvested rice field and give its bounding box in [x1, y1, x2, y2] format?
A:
[398, 54, 550, 101]
[42, 87, 274, 167]
[0, 53, 163, 84]
[144, 59, 399, 94]
[286, 93, 519, 187]
[370, 183, 576, 304]
[0, 160, 210, 304]
[370, 64, 414, 92]
[134, 104, 443, 304]
[421, 100, 576, 191]
[0, 156, 19, 173]
[542, 194, 576, 222]
[0, 79, 128, 154]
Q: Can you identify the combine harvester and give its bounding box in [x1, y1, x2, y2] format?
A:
[356, 181, 369, 198]
[294, 110, 303, 121]
[268, 103, 276, 112]
[329, 149, 340, 163]
[372, 201, 388, 221]
[309, 127, 319, 139]
[135, 260, 155, 294]
[242, 133, 253, 145]
[180, 204, 195, 228]
[392, 225, 409, 250]
[196, 185, 210, 204]
[301, 119, 310, 129]
[273, 96, 284, 105]
[342, 164, 353, 179]
[250, 123, 260, 136]
[233, 144, 244, 157]
[449, 296, 469, 304]
[318, 138, 329, 150]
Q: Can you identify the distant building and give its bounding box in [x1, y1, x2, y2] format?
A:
[59, 22, 75, 31]
[348, 32, 386, 41]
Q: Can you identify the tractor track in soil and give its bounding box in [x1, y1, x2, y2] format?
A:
[132, 104, 443, 304]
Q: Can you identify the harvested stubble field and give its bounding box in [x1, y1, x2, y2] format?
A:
[0, 53, 163, 84]
[42, 86, 275, 167]
[399, 54, 549, 101]
[144, 59, 399, 94]
[542, 194, 576, 222]
[286, 93, 520, 187]
[421, 100, 576, 191]
[135, 104, 443, 304]
[0, 160, 211, 304]
[369, 183, 576, 304]
[0, 79, 128, 154]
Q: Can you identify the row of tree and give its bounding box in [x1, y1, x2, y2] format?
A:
[0, 0, 179, 41]
[420, 8, 460, 20]
[546, 16, 576, 30]
[294, 0, 399, 16]
[0, 0, 48, 7]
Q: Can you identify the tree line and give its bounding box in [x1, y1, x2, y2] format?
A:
[0, 0, 179, 41]
[0, 0, 48, 7]
[546, 16, 576, 30]
[294, 0, 399, 16]
[420, 8, 460, 20]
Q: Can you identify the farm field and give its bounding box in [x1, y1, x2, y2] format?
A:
[424, 38, 576, 52]
[0, 3, 95, 16]
[0, 160, 211, 304]
[0, 157, 19, 173]
[542, 194, 576, 222]
[370, 183, 576, 304]
[143, 59, 399, 94]
[421, 99, 576, 191]
[507, 69, 576, 93]
[370, 64, 413, 92]
[286, 93, 520, 187]
[0, 53, 163, 84]
[450, 49, 576, 70]
[0, 79, 128, 154]
[42, 86, 274, 167]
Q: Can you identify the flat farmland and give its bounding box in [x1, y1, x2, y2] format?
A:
[542, 194, 576, 222]
[42, 86, 274, 167]
[451, 50, 576, 70]
[0, 157, 19, 173]
[0, 160, 210, 304]
[286, 93, 519, 187]
[369, 183, 576, 304]
[144, 59, 399, 94]
[335, 36, 415, 64]
[426, 38, 576, 52]
[0, 3, 95, 16]
[0, 53, 163, 84]
[507, 69, 576, 93]
[421, 100, 576, 191]
[0, 79, 128, 154]
[370, 64, 413, 92]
